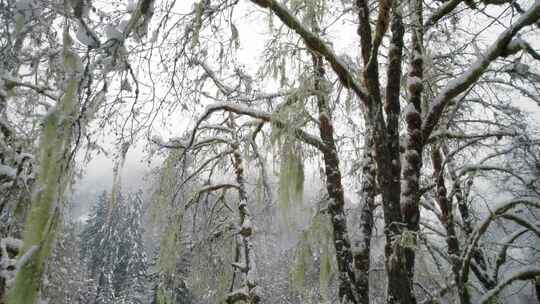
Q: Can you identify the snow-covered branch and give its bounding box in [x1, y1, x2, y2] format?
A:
[1, 75, 58, 106]
[187, 103, 326, 152]
[184, 183, 241, 210]
[248, 0, 369, 104]
[425, 0, 463, 28]
[479, 267, 540, 304]
[422, 0, 540, 140]
[460, 197, 540, 284]
[426, 130, 519, 144]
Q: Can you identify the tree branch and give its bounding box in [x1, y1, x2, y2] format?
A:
[422, 1, 540, 141]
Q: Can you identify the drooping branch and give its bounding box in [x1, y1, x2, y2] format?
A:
[187, 103, 326, 152]
[248, 0, 369, 103]
[460, 197, 540, 285]
[491, 227, 530, 282]
[184, 183, 241, 210]
[478, 267, 540, 304]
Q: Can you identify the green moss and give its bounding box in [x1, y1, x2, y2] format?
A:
[278, 144, 304, 211]
[192, 1, 204, 47]
[8, 77, 79, 304]
[400, 230, 417, 249]
[7, 28, 81, 302]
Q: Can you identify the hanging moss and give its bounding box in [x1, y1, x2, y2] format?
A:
[255, 173, 263, 208]
[149, 150, 181, 223]
[278, 144, 304, 212]
[400, 230, 417, 249]
[290, 232, 312, 296]
[319, 245, 331, 299]
[192, 1, 205, 47]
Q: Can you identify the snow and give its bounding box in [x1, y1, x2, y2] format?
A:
[403, 103, 418, 117]
[479, 266, 540, 304]
[105, 25, 124, 41]
[16, 245, 39, 270]
[15, 0, 34, 21]
[76, 27, 99, 48]
[126, 0, 136, 12]
[407, 76, 422, 90]
[0, 164, 17, 179]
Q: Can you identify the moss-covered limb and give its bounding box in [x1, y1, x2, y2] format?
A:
[478, 267, 540, 304]
[249, 125, 273, 207]
[107, 142, 130, 223]
[7, 29, 81, 304]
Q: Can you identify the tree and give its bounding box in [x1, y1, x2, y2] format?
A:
[2, 0, 540, 303]
[80, 191, 149, 303]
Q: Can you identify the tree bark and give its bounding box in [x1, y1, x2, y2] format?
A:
[354, 127, 376, 304]
[312, 53, 359, 304]
[431, 147, 470, 304]
[227, 138, 260, 304]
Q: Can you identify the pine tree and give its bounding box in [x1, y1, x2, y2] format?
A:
[80, 191, 110, 278]
[80, 191, 149, 303]
[117, 192, 149, 303]
[42, 218, 93, 303]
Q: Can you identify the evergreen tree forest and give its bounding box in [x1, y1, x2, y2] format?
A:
[1, 0, 540, 303]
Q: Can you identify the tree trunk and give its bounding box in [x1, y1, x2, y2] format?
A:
[313, 53, 358, 304]
[227, 139, 260, 304]
[431, 147, 470, 304]
[353, 128, 376, 304]
[7, 30, 81, 304]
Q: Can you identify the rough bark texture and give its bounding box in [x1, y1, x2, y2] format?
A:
[313, 53, 358, 304]
[431, 148, 469, 304]
[227, 141, 260, 304]
[353, 127, 376, 304]
[442, 145, 495, 291]
[394, 0, 424, 301]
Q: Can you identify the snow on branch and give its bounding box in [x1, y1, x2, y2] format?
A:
[425, 0, 463, 28]
[426, 130, 519, 144]
[184, 183, 241, 210]
[187, 103, 326, 152]
[479, 267, 540, 304]
[1, 75, 58, 106]
[152, 135, 232, 150]
[422, 0, 540, 141]
[457, 165, 530, 186]
[492, 227, 530, 281]
[192, 58, 318, 103]
[248, 0, 369, 104]
[460, 197, 540, 283]
[502, 37, 540, 60]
